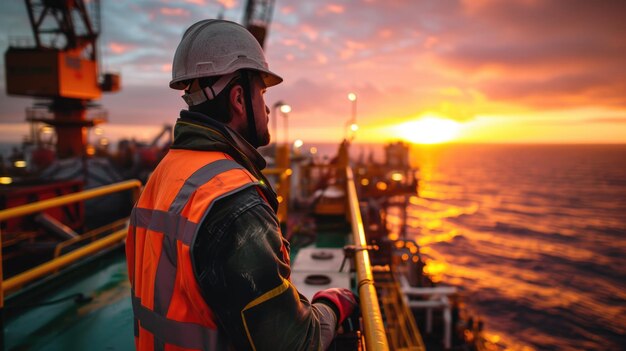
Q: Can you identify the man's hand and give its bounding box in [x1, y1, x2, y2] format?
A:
[312, 288, 358, 326]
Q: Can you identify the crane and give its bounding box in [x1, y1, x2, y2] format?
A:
[4, 0, 120, 159]
[242, 0, 276, 48]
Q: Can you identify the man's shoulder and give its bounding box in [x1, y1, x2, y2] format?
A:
[197, 185, 277, 251]
[213, 185, 265, 210]
[204, 186, 271, 227]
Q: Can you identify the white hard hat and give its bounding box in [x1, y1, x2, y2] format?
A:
[170, 19, 282, 90]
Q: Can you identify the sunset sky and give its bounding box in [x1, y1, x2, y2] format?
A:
[0, 0, 625, 144]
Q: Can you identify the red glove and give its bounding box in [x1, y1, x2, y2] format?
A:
[312, 288, 357, 325]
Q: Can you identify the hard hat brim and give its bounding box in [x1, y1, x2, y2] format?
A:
[169, 68, 282, 90]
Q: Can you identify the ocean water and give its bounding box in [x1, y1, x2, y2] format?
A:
[384, 144, 626, 350]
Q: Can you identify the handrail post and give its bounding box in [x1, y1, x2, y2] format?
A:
[346, 167, 390, 351]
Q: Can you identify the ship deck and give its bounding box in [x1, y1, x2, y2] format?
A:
[5, 246, 133, 350]
[4, 221, 351, 350]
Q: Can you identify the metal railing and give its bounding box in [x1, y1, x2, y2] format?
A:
[0, 180, 141, 305]
[53, 217, 129, 258]
[346, 167, 390, 351]
[376, 268, 426, 351]
[262, 167, 291, 223]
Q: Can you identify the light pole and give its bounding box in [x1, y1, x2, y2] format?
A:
[272, 101, 285, 146]
[280, 104, 292, 146]
[347, 92, 358, 140]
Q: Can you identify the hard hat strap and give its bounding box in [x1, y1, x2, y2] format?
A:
[240, 70, 259, 147]
[181, 72, 239, 106]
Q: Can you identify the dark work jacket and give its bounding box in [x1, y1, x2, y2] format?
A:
[172, 110, 337, 350]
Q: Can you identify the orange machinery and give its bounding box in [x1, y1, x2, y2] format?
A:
[4, 0, 120, 159]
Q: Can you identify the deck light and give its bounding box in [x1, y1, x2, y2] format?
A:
[280, 104, 292, 114]
[391, 172, 403, 181]
[0, 176, 13, 185]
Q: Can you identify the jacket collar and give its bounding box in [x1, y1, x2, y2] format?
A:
[171, 110, 278, 212]
[172, 110, 267, 171]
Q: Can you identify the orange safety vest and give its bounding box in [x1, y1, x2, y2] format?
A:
[126, 149, 282, 350]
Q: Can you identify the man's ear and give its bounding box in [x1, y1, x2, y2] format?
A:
[229, 84, 245, 117]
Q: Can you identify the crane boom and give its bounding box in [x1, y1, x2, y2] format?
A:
[242, 0, 276, 48]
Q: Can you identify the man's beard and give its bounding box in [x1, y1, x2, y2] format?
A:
[244, 126, 270, 148]
[255, 128, 270, 147]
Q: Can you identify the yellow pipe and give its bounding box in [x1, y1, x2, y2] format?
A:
[3, 228, 127, 295]
[53, 217, 128, 258]
[0, 180, 140, 305]
[346, 167, 390, 351]
[262, 168, 285, 176]
[0, 179, 141, 222]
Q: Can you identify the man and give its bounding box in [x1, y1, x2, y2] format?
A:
[126, 19, 357, 351]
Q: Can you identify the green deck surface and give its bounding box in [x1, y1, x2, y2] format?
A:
[4, 218, 352, 350]
[5, 248, 134, 351]
[315, 231, 347, 248]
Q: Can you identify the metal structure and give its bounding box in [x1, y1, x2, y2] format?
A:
[243, 0, 276, 47]
[0, 179, 140, 350]
[4, 0, 120, 158]
[346, 167, 390, 350]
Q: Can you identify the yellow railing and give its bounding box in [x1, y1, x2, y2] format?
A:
[0, 179, 141, 308]
[3, 228, 128, 295]
[262, 168, 291, 223]
[345, 167, 390, 351]
[53, 217, 129, 258]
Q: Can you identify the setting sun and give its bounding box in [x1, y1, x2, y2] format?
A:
[395, 116, 462, 144]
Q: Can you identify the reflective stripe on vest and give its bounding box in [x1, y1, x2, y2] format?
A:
[127, 150, 261, 351]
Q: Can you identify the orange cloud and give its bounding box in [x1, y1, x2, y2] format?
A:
[378, 29, 393, 39]
[160, 7, 189, 16]
[345, 40, 365, 50]
[423, 36, 439, 49]
[325, 4, 345, 14]
[216, 0, 237, 9]
[300, 24, 319, 41]
[316, 53, 328, 64]
[281, 39, 299, 47]
[184, 0, 206, 4]
[108, 42, 133, 54]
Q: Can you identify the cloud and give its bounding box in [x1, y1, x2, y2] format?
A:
[160, 7, 190, 17]
[1, 0, 626, 144]
[430, 0, 626, 108]
[320, 4, 345, 15]
[108, 42, 135, 54]
[216, 0, 237, 9]
[267, 0, 626, 114]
